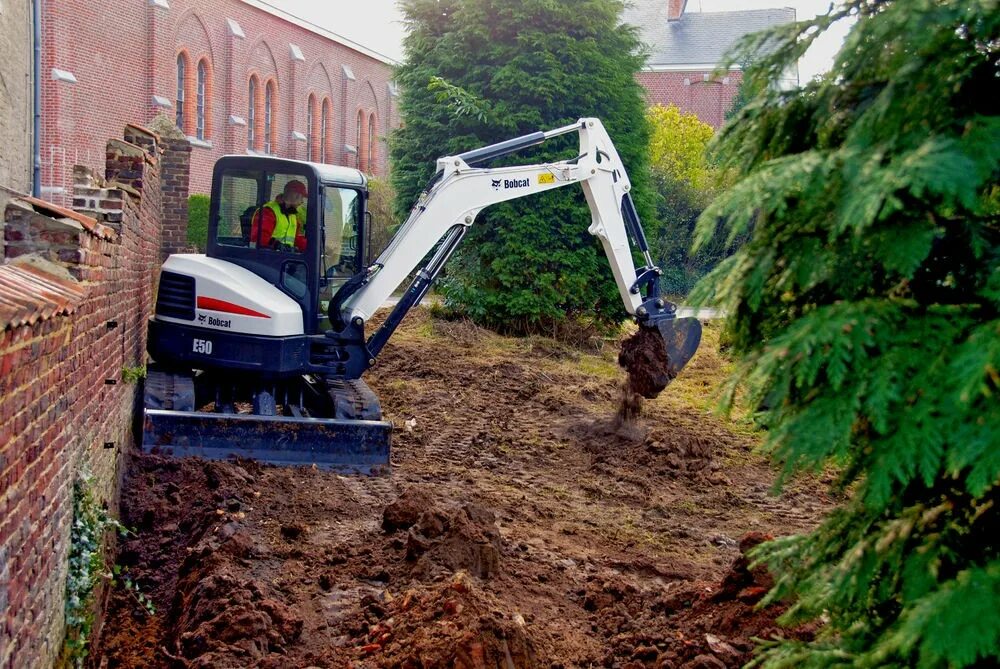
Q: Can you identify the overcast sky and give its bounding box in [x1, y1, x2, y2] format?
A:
[267, 0, 852, 81]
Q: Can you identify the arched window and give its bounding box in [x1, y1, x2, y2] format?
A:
[196, 59, 211, 140]
[176, 53, 188, 130]
[307, 94, 316, 161]
[321, 99, 332, 163]
[248, 75, 258, 150]
[367, 113, 377, 174]
[356, 110, 366, 171]
[264, 80, 276, 154]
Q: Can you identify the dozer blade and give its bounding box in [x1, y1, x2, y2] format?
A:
[142, 410, 391, 475]
[655, 316, 703, 377]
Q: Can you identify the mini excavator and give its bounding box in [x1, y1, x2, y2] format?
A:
[143, 118, 702, 473]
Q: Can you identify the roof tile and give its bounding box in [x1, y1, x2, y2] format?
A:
[17, 195, 115, 240]
[622, 5, 797, 67]
[0, 263, 86, 331]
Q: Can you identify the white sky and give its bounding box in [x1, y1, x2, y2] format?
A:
[267, 0, 852, 81]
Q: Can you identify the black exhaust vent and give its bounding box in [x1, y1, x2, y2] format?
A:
[155, 271, 196, 321]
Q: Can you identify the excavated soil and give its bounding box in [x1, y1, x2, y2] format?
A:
[96, 312, 830, 668]
[618, 327, 674, 400]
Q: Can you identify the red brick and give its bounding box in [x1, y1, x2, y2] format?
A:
[40, 0, 400, 206]
[636, 69, 743, 128]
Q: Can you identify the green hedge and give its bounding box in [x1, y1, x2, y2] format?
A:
[187, 194, 210, 250]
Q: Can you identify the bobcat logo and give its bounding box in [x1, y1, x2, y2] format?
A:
[491, 179, 502, 191]
[198, 314, 207, 323]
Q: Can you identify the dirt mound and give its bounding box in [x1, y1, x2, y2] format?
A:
[383, 489, 503, 580]
[592, 532, 808, 668]
[350, 573, 540, 668]
[170, 572, 302, 668]
[618, 326, 675, 400]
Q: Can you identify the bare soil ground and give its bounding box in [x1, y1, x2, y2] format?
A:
[95, 312, 830, 668]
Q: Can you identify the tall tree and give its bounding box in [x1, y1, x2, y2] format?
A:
[693, 1, 1000, 665]
[391, 0, 653, 334]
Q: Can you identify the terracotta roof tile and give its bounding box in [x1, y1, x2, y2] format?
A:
[0, 264, 86, 331]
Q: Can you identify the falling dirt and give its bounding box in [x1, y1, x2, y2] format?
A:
[95, 312, 830, 668]
[617, 325, 675, 424]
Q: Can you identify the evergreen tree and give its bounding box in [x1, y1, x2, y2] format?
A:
[692, 1, 1000, 665]
[391, 0, 653, 333]
[724, 57, 762, 123]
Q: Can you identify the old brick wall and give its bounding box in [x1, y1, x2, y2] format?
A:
[160, 137, 193, 258]
[0, 0, 34, 197]
[637, 69, 743, 128]
[0, 127, 161, 669]
[40, 0, 400, 203]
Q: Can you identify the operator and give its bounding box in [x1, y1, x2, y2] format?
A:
[250, 180, 308, 251]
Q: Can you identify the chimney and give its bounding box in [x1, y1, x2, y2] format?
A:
[667, 0, 688, 21]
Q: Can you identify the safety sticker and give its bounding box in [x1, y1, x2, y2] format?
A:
[538, 173, 556, 185]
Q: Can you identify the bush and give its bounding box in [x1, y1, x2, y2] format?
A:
[645, 105, 742, 296]
[187, 194, 210, 250]
[365, 176, 399, 262]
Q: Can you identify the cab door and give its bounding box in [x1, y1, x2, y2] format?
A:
[316, 183, 365, 332]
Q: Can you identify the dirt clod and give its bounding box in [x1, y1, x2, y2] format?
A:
[407, 503, 503, 579]
[280, 522, 307, 540]
[382, 487, 435, 532]
[618, 326, 675, 400]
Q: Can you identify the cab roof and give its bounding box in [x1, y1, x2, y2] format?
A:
[217, 154, 367, 187]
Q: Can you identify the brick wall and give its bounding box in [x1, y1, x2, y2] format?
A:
[160, 137, 193, 258]
[0, 127, 162, 669]
[40, 0, 400, 203]
[0, 0, 33, 196]
[637, 69, 743, 128]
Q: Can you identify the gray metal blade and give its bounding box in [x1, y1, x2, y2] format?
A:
[143, 410, 391, 475]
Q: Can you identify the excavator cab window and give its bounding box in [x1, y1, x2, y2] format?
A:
[214, 169, 311, 252]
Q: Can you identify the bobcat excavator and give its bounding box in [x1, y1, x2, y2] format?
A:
[143, 118, 702, 473]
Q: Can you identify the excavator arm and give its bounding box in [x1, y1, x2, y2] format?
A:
[340, 118, 701, 378]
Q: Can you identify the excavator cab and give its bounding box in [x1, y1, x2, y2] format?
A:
[205, 156, 367, 336]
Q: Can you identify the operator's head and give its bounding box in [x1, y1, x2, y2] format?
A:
[283, 180, 307, 208]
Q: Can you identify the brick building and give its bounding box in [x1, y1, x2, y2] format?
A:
[0, 0, 34, 197]
[623, 0, 797, 127]
[40, 0, 400, 202]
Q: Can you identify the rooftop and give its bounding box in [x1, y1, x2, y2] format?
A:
[238, 0, 398, 65]
[622, 4, 797, 68]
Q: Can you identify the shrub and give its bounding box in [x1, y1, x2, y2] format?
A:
[187, 193, 210, 250]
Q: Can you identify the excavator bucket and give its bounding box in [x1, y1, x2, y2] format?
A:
[619, 316, 703, 399]
[141, 371, 391, 475]
[656, 316, 703, 378]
